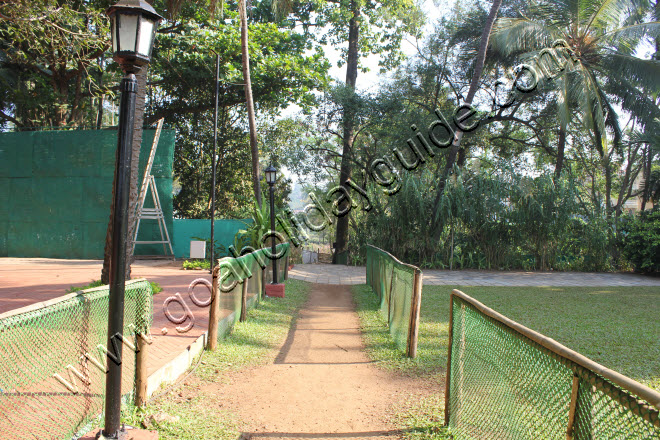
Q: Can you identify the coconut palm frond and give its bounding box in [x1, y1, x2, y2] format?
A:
[599, 53, 660, 93]
[491, 18, 556, 57]
[556, 74, 571, 131]
[603, 75, 660, 128]
[602, 94, 623, 154]
[531, 0, 576, 25]
[575, 65, 607, 150]
[602, 20, 660, 42]
[582, 0, 628, 35]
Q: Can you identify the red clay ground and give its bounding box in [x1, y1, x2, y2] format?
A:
[0, 258, 215, 379]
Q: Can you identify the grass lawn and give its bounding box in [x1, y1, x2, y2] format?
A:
[353, 284, 660, 439]
[122, 278, 310, 440]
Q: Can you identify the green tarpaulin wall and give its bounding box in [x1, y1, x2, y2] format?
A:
[171, 219, 249, 259]
[0, 129, 175, 259]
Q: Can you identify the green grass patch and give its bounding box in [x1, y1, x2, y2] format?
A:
[354, 284, 660, 439]
[66, 279, 104, 293]
[355, 284, 660, 390]
[182, 259, 211, 270]
[353, 284, 448, 379]
[66, 280, 163, 295]
[122, 278, 310, 440]
[394, 395, 452, 440]
[439, 285, 660, 391]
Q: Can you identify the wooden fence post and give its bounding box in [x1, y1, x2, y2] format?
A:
[240, 280, 248, 322]
[135, 333, 149, 406]
[134, 285, 151, 407]
[566, 374, 580, 440]
[407, 268, 423, 357]
[444, 292, 455, 426]
[283, 254, 289, 280]
[207, 264, 220, 350]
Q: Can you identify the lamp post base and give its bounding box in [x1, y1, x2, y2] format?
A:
[80, 427, 158, 440]
[265, 283, 285, 298]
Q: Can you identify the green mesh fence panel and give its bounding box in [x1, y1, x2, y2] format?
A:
[0, 129, 174, 258]
[214, 243, 290, 334]
[171, 219, 250, 258]
[447, 291, 660, 440]
[0, 279, 153, 439]
[365, 245, 420, 356]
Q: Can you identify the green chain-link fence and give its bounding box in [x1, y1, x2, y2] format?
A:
[212, 243, 290, 337]
[446, 289, 660, 439]
[0, 279, 153, 439]
[365, 245, 422, 357]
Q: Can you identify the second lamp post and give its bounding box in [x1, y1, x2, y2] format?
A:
[264, 165, 278, 284]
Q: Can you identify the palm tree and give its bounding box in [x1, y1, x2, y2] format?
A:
[490, 0, 660, 211]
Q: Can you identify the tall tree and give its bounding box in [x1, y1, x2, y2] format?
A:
[490, 0, 660, 216]
[333, 0, 360, 263]
[443, 0, 503, 173]
[0, 0, 110, 128]
[309, 0, 422, 263]
[238, 0, 262, 207]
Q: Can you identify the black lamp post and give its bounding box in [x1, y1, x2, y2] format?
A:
[104, 1, 161, 439]
[265, 165, 278, 284]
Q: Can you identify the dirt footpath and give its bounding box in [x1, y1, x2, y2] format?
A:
[205, 284, 433, 439]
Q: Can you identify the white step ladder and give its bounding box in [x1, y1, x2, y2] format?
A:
[132, 119, 174, 257]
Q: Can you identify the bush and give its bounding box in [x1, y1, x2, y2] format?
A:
[621, 209, 660, 274]
[182, 259, 211, 270]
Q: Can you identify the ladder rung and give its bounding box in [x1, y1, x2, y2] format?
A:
[140, 215, 164, 219]
[135, 240, 170, 244]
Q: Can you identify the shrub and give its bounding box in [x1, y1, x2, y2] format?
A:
[621, 209, 660, 274]
[182, 259, 211, 270]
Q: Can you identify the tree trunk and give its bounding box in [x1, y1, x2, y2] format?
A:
[554, 126, 566, 180]
[444, 0, 502, 167]
[333, 0, 360, 264]
[430, 0, 502, 241]
[101, 67, 148, 284]
[239, 0, 262, 207]
[640, 144, 653, 211]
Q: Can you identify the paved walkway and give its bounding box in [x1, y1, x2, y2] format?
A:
[289, 264, 660, 286]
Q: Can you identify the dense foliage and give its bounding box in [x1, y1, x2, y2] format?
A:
[280, 0, 659, 271]
[1, 0, 658, 272]
[621, 209, 660, 273]
[0, 0, 329, 219]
